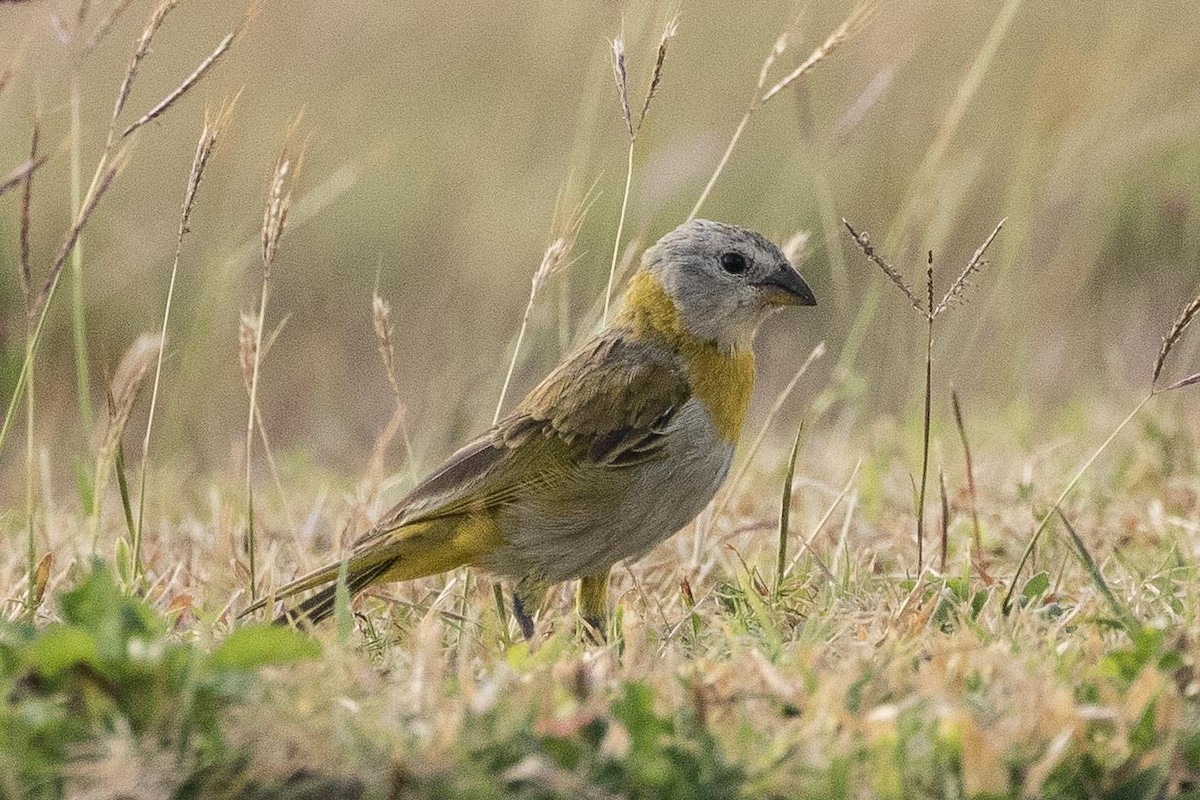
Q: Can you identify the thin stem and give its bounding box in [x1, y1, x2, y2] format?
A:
[951, 388, 984, 568]
[134, 249, 182, 584]
[774, 421, 804, 598]
[24, 334, 36, 621]
[603, 137, 636, 325]
[1001, 394, 1152, 613]
[494, 304, 533, 426]
[688, 110, 752, 222]
[492, 582, 510, 645]
[915, 272, 934, 572]
[70, 73, 94, 442]
[2, 267, 69, 457]
[244, 281, 271, 601]
[1056, 508, 1140, 637]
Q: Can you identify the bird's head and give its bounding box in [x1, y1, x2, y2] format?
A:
[634, 219, 817, 349]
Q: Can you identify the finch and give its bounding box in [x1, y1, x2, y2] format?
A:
[242, 219, 816, 640]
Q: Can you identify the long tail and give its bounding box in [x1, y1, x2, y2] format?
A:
[274, 557, 395, 626]
[238, 515, 499, 626]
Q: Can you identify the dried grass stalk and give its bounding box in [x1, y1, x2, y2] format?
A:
[951, 387, 984, 568]
[122, 32, 234, 139]
[134, 97, 238, 571]
[370, 290, 417, 485]
[495, 187, 591, 423]
[34, 154, 125, 317]
[19, 119, 40, 306]
[761, 1, 878, 104]
[112, 0, 178, 125]
[0, 155, 48, 200]
[690, 5, 874, 221]
[87, 0, 138, 51]
[938, 468, 950, 572]
[245, 119, 305, 600]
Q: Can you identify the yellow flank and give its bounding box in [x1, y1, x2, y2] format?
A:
[619, 270, 755, 442]
[378, 513, 504, 583]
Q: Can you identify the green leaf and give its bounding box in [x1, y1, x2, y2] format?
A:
[22, 625, 98, 678]
[210, 625, 320, 671]
[1022, 571, 1050, 601]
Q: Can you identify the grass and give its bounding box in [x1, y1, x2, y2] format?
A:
[3, 1, 1200, 798]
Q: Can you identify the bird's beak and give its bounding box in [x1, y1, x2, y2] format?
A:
[753, 264, 817, 307]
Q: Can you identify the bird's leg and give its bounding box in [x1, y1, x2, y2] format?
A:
[511, 574, 548, 641]
[576, 570, 610, 644]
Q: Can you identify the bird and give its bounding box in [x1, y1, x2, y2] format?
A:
[241, 219, 816, 641]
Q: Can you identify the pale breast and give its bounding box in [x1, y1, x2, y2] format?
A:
[486, 397, 733, 582]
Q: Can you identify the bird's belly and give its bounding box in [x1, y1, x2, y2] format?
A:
[490, 398, 734, 582]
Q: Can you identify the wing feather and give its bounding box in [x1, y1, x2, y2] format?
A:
[353, 328, 690, 548]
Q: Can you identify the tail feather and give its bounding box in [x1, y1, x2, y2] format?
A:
[273, 557, 396, 626]
[239, 559, 349, 618]
[242, 515, 500, 625]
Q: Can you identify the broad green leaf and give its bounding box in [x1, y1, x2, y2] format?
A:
[22, 625, 98, 679]
[210, 625, 320, 671]
[1021, 571, 1050, 601]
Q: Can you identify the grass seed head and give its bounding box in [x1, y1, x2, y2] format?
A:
[1153, 290, 1200, 390]
[122, 31, 235, 140]
[842, 218, 924, 315]
[238, 312, 259, 392]
[100, 333, 160, 464]
[113, 0, 178, 126]
[761, 0, 878, 104]
[636, 16, 679, 132]
[611, 35, 633, 138]
[781, 230, 811, 268]
[933, 218, 1005, 318]
[372, 293, 401, 400]
[181, 95, 239, 238]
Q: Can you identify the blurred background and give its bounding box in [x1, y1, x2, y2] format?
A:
[1, 0, 1198, 504]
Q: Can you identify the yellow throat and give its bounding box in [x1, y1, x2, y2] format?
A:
[618, 270, 755, 443]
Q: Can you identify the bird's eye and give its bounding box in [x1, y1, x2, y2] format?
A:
[720, 251, 747, 275]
